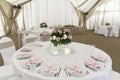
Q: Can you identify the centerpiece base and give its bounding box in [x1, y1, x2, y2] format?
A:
[50, 44, 71, 55]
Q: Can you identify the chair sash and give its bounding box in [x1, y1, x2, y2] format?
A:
[26, 37, 37, 43]
[0, 41, 14, 49]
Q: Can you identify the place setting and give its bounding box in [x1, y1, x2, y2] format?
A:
[85, 58, 106, 72]
[20, 46, 32, 52]
[64, 63, 89, 77]
[16, 52, 33, 60]
[90, 53, 107, 63]
[20, 57, 43, 71]
[37, 63, 61, 77]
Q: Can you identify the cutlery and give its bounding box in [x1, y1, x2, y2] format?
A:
[56, 68, 61, 77]
[64, 68, 68, 77]
[68, 72, 71, 77]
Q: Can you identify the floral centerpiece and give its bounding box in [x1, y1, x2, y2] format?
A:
[50, 28, 72, 47]
[49, 28, 72, 55]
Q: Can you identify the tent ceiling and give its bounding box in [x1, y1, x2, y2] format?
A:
[70, 0, 106, 13]
[6, 0, 32, 5]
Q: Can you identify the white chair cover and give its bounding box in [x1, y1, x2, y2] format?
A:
[0, 37, 16, 65]
[40, 31, 49, 41]
[0, 65, 14, 80]
[109, 71, 120, 80]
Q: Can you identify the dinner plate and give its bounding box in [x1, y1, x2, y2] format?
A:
[91, 54, 107, 62]
[17, 53, 33, 59]
[20, 47, 32, 52]
[85, 59, 105, 71]
[40, 64, 60, 76]
[66, 64, 86, 76]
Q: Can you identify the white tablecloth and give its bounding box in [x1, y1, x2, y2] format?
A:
[12, 41, 112, 80]
[94, 26, 119, 37]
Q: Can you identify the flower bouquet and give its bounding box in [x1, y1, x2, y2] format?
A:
[50, 28, 72, 46]
[49, 28, 72, 55]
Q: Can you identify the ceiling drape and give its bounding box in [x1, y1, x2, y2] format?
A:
[0, 0, 32, 35]
[70, 0, 105, 29]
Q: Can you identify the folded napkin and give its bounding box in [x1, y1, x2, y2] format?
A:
[91, 54, 107, 62]
[21, 58, 43, 69]
[85, 59, 105, 71]
[66, 64, 86, 76]
[17, 53, 33, 59]
[40, 64, 59, 76]
[20, 47, 32, 52]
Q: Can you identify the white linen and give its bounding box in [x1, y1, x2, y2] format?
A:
[94, 26, 109, 37]
[12, 42, 112, 80]
[94, 26, 120, 37]
[109, 71, 120, 80]
[0, 37, 16, 65]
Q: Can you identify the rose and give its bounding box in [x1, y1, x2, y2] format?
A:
[64, 29, 70, 32]
[56, 37, 60, 41]
[58, 30, 62, 34]
[67, 35, 72, 39]
[53, 29, 58, 33]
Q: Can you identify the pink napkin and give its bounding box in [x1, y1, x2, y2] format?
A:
[42, 64, 59, 74]
[85, 59, 105, 70]
[67, 64, 84, 74]
[20, 47, 32, 52]
[17, 53, 33, 59]
[91, 54, 106, 62]
[23, 58, 43, 67]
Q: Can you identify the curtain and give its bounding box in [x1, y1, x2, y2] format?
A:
[0, 0, 32, 35]
[0, 0, 21, 35]
[87, 0, 120, 30]
[17, 0, 79, 31]
[0, 11, 5, 36]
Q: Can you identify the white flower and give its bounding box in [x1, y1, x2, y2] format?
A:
[63, 34, 67, 39]
[53, 36, 56, 40]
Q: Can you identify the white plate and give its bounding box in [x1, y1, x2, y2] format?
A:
[85, 59, 105, 71]
[91, 54, 107, 62]
[66, 65, 86, 76]
[20, 47, 32, 52]
[40, 64, 60, 76]
[17, 53, 33, 59]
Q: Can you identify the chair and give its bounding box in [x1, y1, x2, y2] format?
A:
[0, 65, 14, 80]
[109, 71, 120, 80]
[0, 52, 14, 80]
[0, 37, 16, 65]
[40, 31, 49, 41]
[25, 33, 38, 45]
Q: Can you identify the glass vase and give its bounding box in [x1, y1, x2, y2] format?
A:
[50, 43, 71, 55]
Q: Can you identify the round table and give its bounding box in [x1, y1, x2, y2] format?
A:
[13, 41, 112, 80]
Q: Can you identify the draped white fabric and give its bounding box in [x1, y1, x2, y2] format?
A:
[0, 11, 5, 36]
[17, 0, 79, 30]
[87, 0, 120, 30]
[70, 0, 98, 13]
